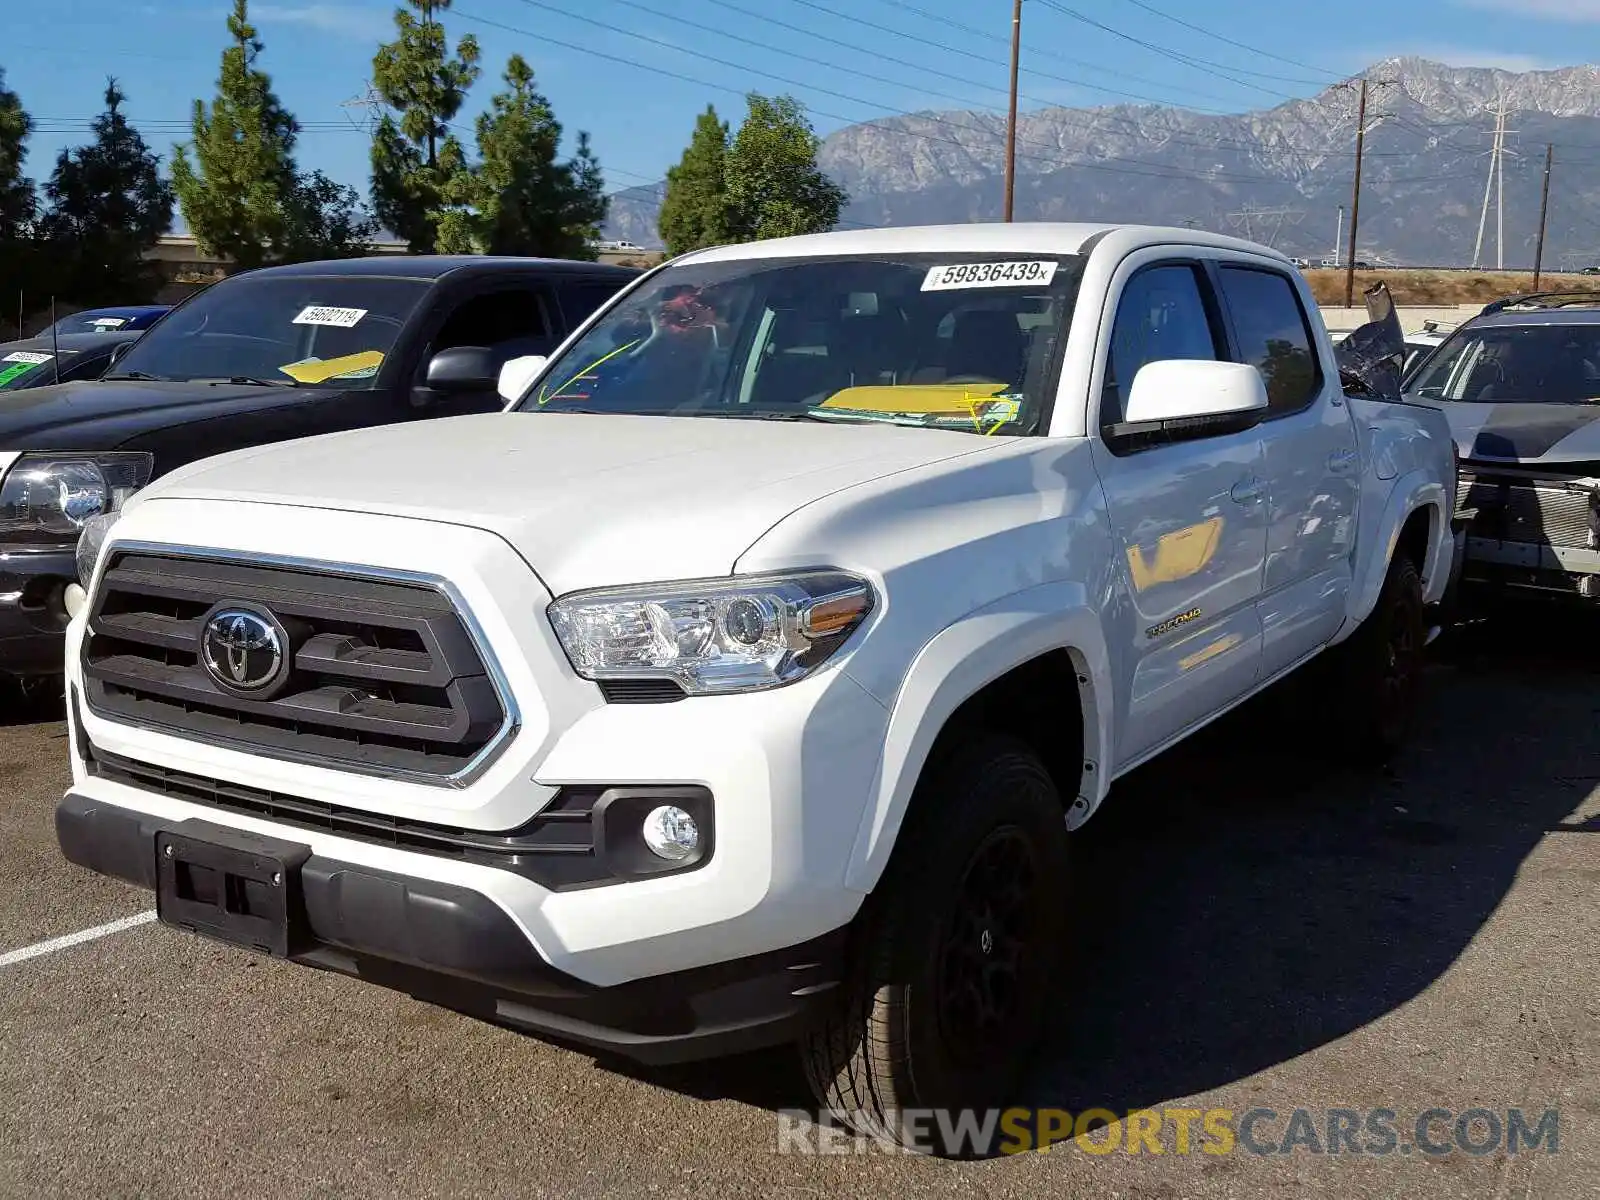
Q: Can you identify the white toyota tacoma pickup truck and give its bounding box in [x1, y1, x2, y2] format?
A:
[56, 223, 1457, 1153]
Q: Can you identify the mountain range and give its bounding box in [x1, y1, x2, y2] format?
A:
[600, 57, 1600, 269]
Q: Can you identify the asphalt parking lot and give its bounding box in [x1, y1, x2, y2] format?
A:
[1, 608, 1597, 1198]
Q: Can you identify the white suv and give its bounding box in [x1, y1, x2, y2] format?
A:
[57, 223, 1457, 1153]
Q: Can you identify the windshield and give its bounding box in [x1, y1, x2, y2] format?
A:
[50, 311, 157, 334]
[111, 275, 428, 386]
[1407, 322, 1600, 404]
[512, 252, 1085, 435]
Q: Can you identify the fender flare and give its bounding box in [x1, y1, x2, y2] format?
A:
[842, 580, 1114, 894]
[1342, 469, 1449, 636]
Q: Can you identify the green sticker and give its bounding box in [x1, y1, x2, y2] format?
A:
[0, 362, 39, 385]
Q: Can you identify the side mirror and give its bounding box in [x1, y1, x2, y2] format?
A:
[497, 354, 548, 403]
[107, 340, 132, 369]
[1123, 359, 1270, 426]
[424, 346, 500, 394]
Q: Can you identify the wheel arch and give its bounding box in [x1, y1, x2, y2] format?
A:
[842, 581, 1113, 895]
[1339, 471, 1450, 640]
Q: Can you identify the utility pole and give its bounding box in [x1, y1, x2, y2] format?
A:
[1003, 0, 1023, 222]
[1344, 77, 1369, 308]
[1534, 143, 1554, 288]
[1334, 205, 1344, 263]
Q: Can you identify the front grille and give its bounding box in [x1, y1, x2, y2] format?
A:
[81, 551, 514, 783]
[1457, 471, 1595, 548]
[86, 746, 614, 890]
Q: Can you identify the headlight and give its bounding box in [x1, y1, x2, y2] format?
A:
[75, 509, 122, 589]
[547, 569, 875, 695]
[0, 452, 152, 540]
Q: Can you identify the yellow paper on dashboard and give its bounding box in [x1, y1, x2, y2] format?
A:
[819, 382, 1007, 414]
[278, 350, 385, 384]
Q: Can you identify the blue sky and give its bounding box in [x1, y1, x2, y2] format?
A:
[5, 0, 1597, 213]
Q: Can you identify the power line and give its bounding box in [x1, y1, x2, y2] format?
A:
[848, 0, 1257, 110]
[783, 0, 1240, 112]
[471, 2, 1298, 186]
[1109, 0, 1345, 81]
[1034, 1, 1304, 98]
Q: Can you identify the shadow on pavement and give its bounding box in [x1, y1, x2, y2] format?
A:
[595, 602, 1598, 1123]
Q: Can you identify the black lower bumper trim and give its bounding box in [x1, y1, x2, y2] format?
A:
[54, 792, 847, 1065]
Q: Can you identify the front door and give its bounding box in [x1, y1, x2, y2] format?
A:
[1089, 258, 1269, 768]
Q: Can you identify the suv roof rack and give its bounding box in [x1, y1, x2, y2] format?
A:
[1479, 290, 1600, 316]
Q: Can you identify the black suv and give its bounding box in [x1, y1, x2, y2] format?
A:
[1403, 290, 1600, 603]
[0, 254, 640, 679]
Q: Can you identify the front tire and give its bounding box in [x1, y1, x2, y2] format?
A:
[799, 735, 1071, 1156]
[1333, 550, 1426, 762]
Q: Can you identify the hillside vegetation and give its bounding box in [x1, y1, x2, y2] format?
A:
[1302, 269, 1600, 307]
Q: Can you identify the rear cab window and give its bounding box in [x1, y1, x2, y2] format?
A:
[1214, 264, 1323, 416]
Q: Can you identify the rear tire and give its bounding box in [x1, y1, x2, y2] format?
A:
[1331, 551, 1426, 763]
[799, 735, 1071, 1157]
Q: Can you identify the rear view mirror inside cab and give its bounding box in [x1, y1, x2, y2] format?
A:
[1106, 359, 1269, 449]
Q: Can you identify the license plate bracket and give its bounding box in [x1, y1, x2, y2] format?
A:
[155, 820, 313, 958]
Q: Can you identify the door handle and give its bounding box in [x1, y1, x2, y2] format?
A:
[1327, 447, 1361, 474]
[1230, 476, 1265, 505]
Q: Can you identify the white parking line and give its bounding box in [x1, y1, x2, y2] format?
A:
[0, 911, 156, 968]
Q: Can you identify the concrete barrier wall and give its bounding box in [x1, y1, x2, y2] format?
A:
[1317, 304, 1481, 334]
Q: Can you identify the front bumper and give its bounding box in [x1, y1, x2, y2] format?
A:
[55, 788, 849, 1065]
[0, 545, 77, 676]
[1460, 538, 1600, 599]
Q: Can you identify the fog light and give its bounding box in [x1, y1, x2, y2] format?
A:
[641, 805, 699, 861]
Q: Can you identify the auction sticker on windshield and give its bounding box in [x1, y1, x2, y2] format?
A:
[3, 351, 54, 365]
[292, 305, 368, 328]
[922, 261, 1059, 291]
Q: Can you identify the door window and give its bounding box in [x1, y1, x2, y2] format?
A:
[1216, 266, 1322, 415]
[559, 280, 629, 329]
[1102, 264, 1222, 428]
[427, 288, 555, 375]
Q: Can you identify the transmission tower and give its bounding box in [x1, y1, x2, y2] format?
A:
[340, 83, 385, 134]
[1226, 204, 1304, 249]
[1472, 91, 1520, 270]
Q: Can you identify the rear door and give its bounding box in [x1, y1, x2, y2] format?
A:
[1212, 259, 1362, 678]
[1088, 253, 1269, 768]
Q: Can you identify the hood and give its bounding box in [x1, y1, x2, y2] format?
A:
[0, 379, 344, 448]
[1430, 400, 1600, 467]
[144, 411, 1003, 594]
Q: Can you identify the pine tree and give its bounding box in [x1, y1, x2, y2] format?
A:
[0, 68, 39, 331]
[40, 79, 174, 304]
[170, 0, 298, 270]
[0, 68, 34, 243]
[724, 93, 846, 242]
[279, 171, 379, 260]
[658, 105, 730, 257]
[370, 0, 481, 253]
[473, 55, 607, 259]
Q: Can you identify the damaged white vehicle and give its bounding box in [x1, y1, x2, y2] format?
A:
[57, 223, 1456, 1153]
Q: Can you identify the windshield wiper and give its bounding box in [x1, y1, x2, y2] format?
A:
[101, 371, 163, 382]
[196, 375, 298, 387]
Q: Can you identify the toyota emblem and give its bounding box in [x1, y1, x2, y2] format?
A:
[200, 607, 285, 693]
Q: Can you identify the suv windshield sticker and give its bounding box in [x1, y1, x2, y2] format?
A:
[3, 351, 54, 365]
[89, 317, 127, 328]
[0, 361, 41, 385]
[292, 305, 368, 328]
[278, 350, 385, 384]
[921, 261, 1059, 291]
